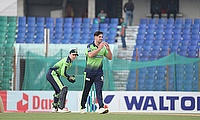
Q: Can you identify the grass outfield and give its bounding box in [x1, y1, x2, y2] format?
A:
[1, 112, 200, 120]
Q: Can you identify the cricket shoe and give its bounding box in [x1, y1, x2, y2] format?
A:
[51, 107, 58, 113]
[99, 108, 109, 114]
[80, 108, 86, 114]
[57, 108, 71, 113]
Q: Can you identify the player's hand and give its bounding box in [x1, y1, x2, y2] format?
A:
[99, 42, 106, 49]
[104, 42, 110, 50]
[68, 75, 75, 83]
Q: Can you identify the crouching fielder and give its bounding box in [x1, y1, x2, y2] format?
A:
[46, 49, 78, 113]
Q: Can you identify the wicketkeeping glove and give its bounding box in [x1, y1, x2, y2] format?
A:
[67, 75, 75, 83]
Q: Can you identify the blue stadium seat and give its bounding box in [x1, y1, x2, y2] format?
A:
[178, 51, 187, 56]
[144, 39, 153, 45]
[170, 40, 180, 46]
[34, 38, 43, 43]
[82, 22, 90, 28]
[18, 16, 26, 27]
[159, 51, 169, 58]
[26, 33, 35, 39]
[64, 22, 72, 28]
[109, 23, 118, 29]
[185, 18, 193, 25]
[173, 34, 181, 40]
[146, 28, 155, 34]
[182, 24, 191, 29]
[163, 34, 172, 40]
[73, 28, 81, 33]
[182, 29, 190, 35]
[191, 34, 199, 40]
[82, 27, 90, 34]
[164, 28, 173, 35]
[167, 18, 174, 24]
[182, 34, 191, 40]
[194, 18, 200, 24]
[149, 18, 156, 24]
[35, 26, 44, 33]
[162, 40, 171, 46]
[64, 27, 72, 34]
[35, 32, 44, 39]
[63, 33, 71, 39]
[54, 27, 63, 34]
[138, 28, 146, 34]
[110, 18, 118, 24]
[180, 39, 190, 46]
[17, 26, 26, 33]
[140, 18, 148, 24]
[62, 38, 70, 44]
[100, 23, 109, 29]
[147, 24, 156, 29]
[54, 33, 62, 39]
[169, 45, 179, 53]
[175, 18, 184, 24]
[151, 45, 160, 51]
[27, 26, 35, 33]
[189, 40, 199, 46]
[37, 17, 45, 23]
[173, 28, 182, 34]
[74, 18, 82, 23]
[156, 24, 164, 29]
[158, 18, 166, 24]
[25, 38, 34, 43]
[64, 18, 73, 23]
[139, 24, 147, 29]
[71, 33, 80, 44]
[83, 18, 91, 24]
[36, 17, 45, 27]
[52, 39, 61, 44]
[73, 22, 82, 28]
[155, 28, 164, 34]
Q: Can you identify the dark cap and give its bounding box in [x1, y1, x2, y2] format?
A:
[70, 49, 79, 56]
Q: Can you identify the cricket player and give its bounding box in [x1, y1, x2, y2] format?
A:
[46, 48, 78, 113]
[80, 30, 112, 114]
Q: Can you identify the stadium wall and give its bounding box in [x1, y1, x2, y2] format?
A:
[1, 0, 200, 24]
[0, 0, 17, 16]
[1, 91, 200, 113]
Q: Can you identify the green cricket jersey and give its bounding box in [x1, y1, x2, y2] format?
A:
[85, 42, 108, 74]
[52, 56, 72, 78]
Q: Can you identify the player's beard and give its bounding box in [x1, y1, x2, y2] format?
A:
[98, 39, 102, 44]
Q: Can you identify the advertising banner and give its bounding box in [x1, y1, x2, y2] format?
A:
[0, 91, 200, 113]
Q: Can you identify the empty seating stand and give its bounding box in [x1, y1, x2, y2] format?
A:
[127, 18, 200, 91]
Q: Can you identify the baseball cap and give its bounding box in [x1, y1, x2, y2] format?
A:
[70, 49, 79, 56]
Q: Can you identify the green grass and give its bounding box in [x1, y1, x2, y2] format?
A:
[1, 112, 200, 120]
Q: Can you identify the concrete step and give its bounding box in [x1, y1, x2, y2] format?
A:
[114, 25, 138, 91]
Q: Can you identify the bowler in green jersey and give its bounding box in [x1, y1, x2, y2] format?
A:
[80, 30, 112, 114]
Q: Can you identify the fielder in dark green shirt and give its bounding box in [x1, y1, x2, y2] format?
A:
[80, 30, 112, 114]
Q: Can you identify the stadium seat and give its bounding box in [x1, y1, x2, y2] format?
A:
[149, 18, 156, 24]
[158, 18, 166, 24]
[185, 18, 193, 25]
[64, 18, 73, 23]
[110, 18, 119, 24]
[194, 18, 200, 24]
[74, 18, 82, 23]
[27, 17, 36, 27]
[167, 18, 174, 24]
[140, 18, 148, 24]
[82, 22, 90, 28]
[175, 18, 184, 24]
